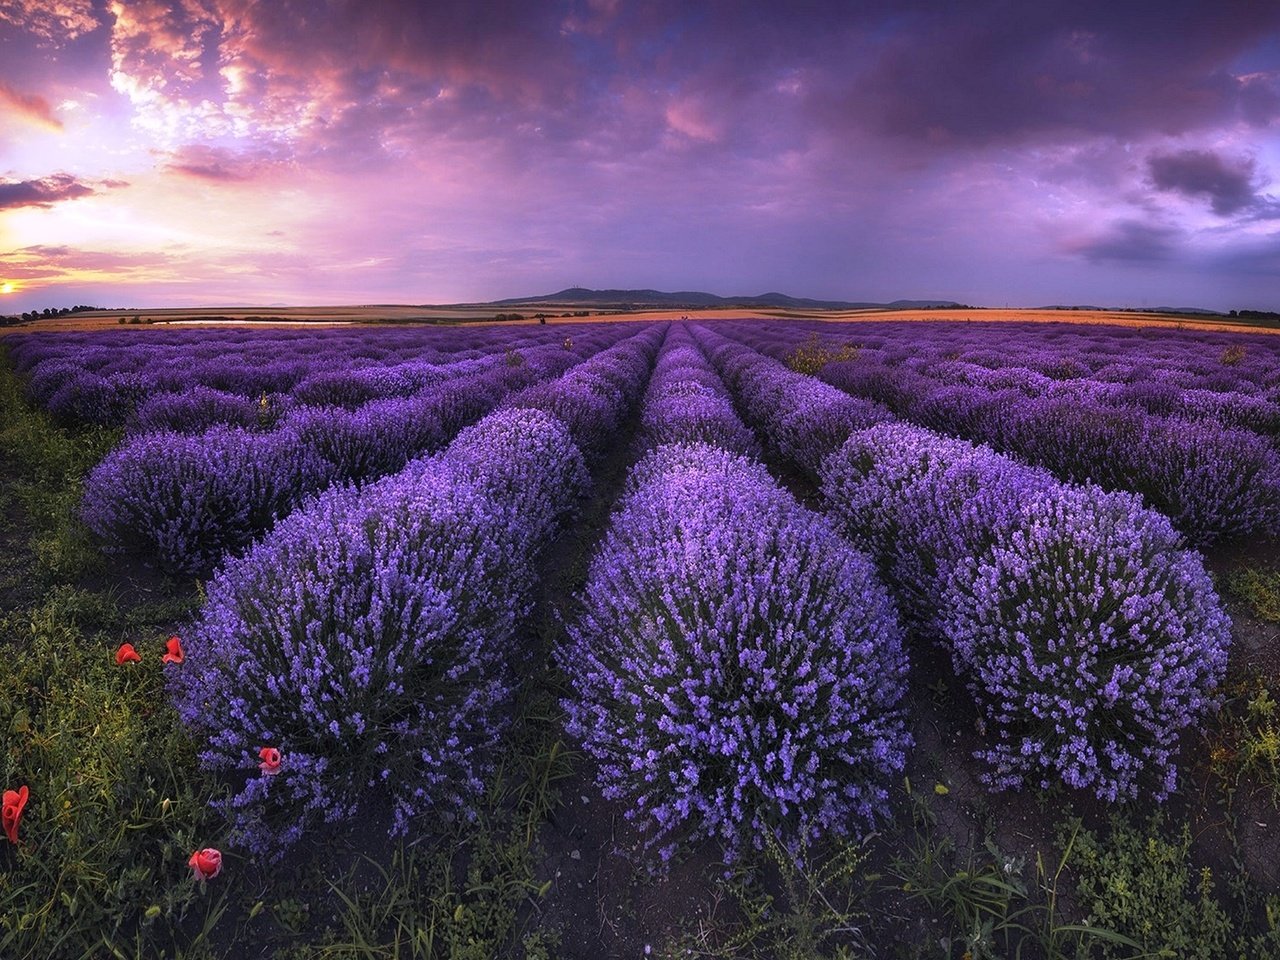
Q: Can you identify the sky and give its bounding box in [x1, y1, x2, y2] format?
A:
[0, 0, 1278, 312]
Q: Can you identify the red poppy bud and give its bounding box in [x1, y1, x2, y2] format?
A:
[162, 635, 185, 665]
[258, 746, 282, 776]
[188, 847, 222, 881]
[2, 786, 29, 845]
[115, 643, 141, 665]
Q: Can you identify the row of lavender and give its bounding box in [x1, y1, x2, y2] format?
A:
[8, 323, 629, 430]
[558, 326, 910, 861]
[690, 324, 1230, 804]
[170, 324, 665, 855]
[764, 318, 1280, 408]
[720, 320, 1280, 543]
[80, 328, 631, 575]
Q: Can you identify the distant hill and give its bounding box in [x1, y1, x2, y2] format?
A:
[488, 287, 968, 310]
[1040, 304, 1226, 316]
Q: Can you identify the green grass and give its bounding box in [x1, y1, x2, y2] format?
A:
[0, 345, 120, 584]
[0, 349, 224, 958]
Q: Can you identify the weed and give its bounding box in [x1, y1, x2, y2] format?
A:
[785, 334, 861, 376]
[0, 349, 119, 583]
[1225, 567, 1280, 622]
[1067, 812, 1234, 958]
[1221, 344, 1247, 366]
[890, 789, 1142, 959]
[1205, 674, 1280, 803]
[663, 830, 875, 959]
[0, 587, 222, 958]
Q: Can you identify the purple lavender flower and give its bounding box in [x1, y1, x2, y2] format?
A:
[940, 485, 1231, 801]
[172, 409, 588, 857]
[560, 442, 909, 864]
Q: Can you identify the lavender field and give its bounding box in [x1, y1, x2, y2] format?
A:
[2, 318, 1279, 959]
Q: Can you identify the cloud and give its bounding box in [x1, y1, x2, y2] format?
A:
[0, 244, 179, 282]
[1068, 219, 1181, 263]
[1147, 149, 1259, 215]
[0, 174, 106, 210]
[814, 1, 1280, 148]
[1238, 74, 1280, 126]
[0, 0, 100, 43]
[0, 82, 63, 130]
[158, 144, 276, 181]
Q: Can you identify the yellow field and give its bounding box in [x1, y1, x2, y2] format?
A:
[4, 304, 1277, 336]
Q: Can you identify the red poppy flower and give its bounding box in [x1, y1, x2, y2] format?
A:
[162, 635, 184, 665]
[2, 786, 29, 845]
[188, 847, 222, 881]
[115, 643, 141, 665]
[258, 746, 282, 776]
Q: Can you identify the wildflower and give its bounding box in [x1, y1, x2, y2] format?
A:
[258, 747, 282, 776]
[115, 643, 141, 665]
[188, 847, 222, 881]
[2, 786, 29, 845]
[162, 635, 185, 665]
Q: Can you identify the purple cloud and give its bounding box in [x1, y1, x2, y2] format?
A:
[0, 174, 123, 210]
[1069, 220, 1181, 263]
[1148, 149, 1260, 215]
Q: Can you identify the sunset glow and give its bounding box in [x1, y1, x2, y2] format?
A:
[1, 1, 1278, 311]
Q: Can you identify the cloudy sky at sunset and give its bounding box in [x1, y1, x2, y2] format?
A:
[1, 0, 1278, 311]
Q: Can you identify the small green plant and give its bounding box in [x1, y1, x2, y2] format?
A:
[1206, 674, 1280, 803]
[890, 788, 1141, 959]
[1226, 567, 1280, 622]
[316, 690, 572, 958]
[661, 830, 874, 960]
[785, 333, 861, 376]
[1221, 344, 1247, 366]
[1067, 813, 1233, 958]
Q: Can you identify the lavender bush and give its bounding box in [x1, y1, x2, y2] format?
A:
[940, 485, 1232, 801]
[695, 331, 1234, 803]
[819, 423, 1056, 629]
[130, 386, 266, 434]
[560, 442, 910, 864]
[172, 409, 588, 857]
[81, 427, 323, 575]
[637, 335, 760, 456]
[79, 352, 575, 574]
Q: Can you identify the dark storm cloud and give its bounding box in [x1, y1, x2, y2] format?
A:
[1071, 220, 1181, 263]
[0, 173, 122, 209]
[1147, 149, 1259, 215]
[810, 0, 1280, 147]
[83, 0, 1280, 165]
[1238, 74, 1280, 126]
